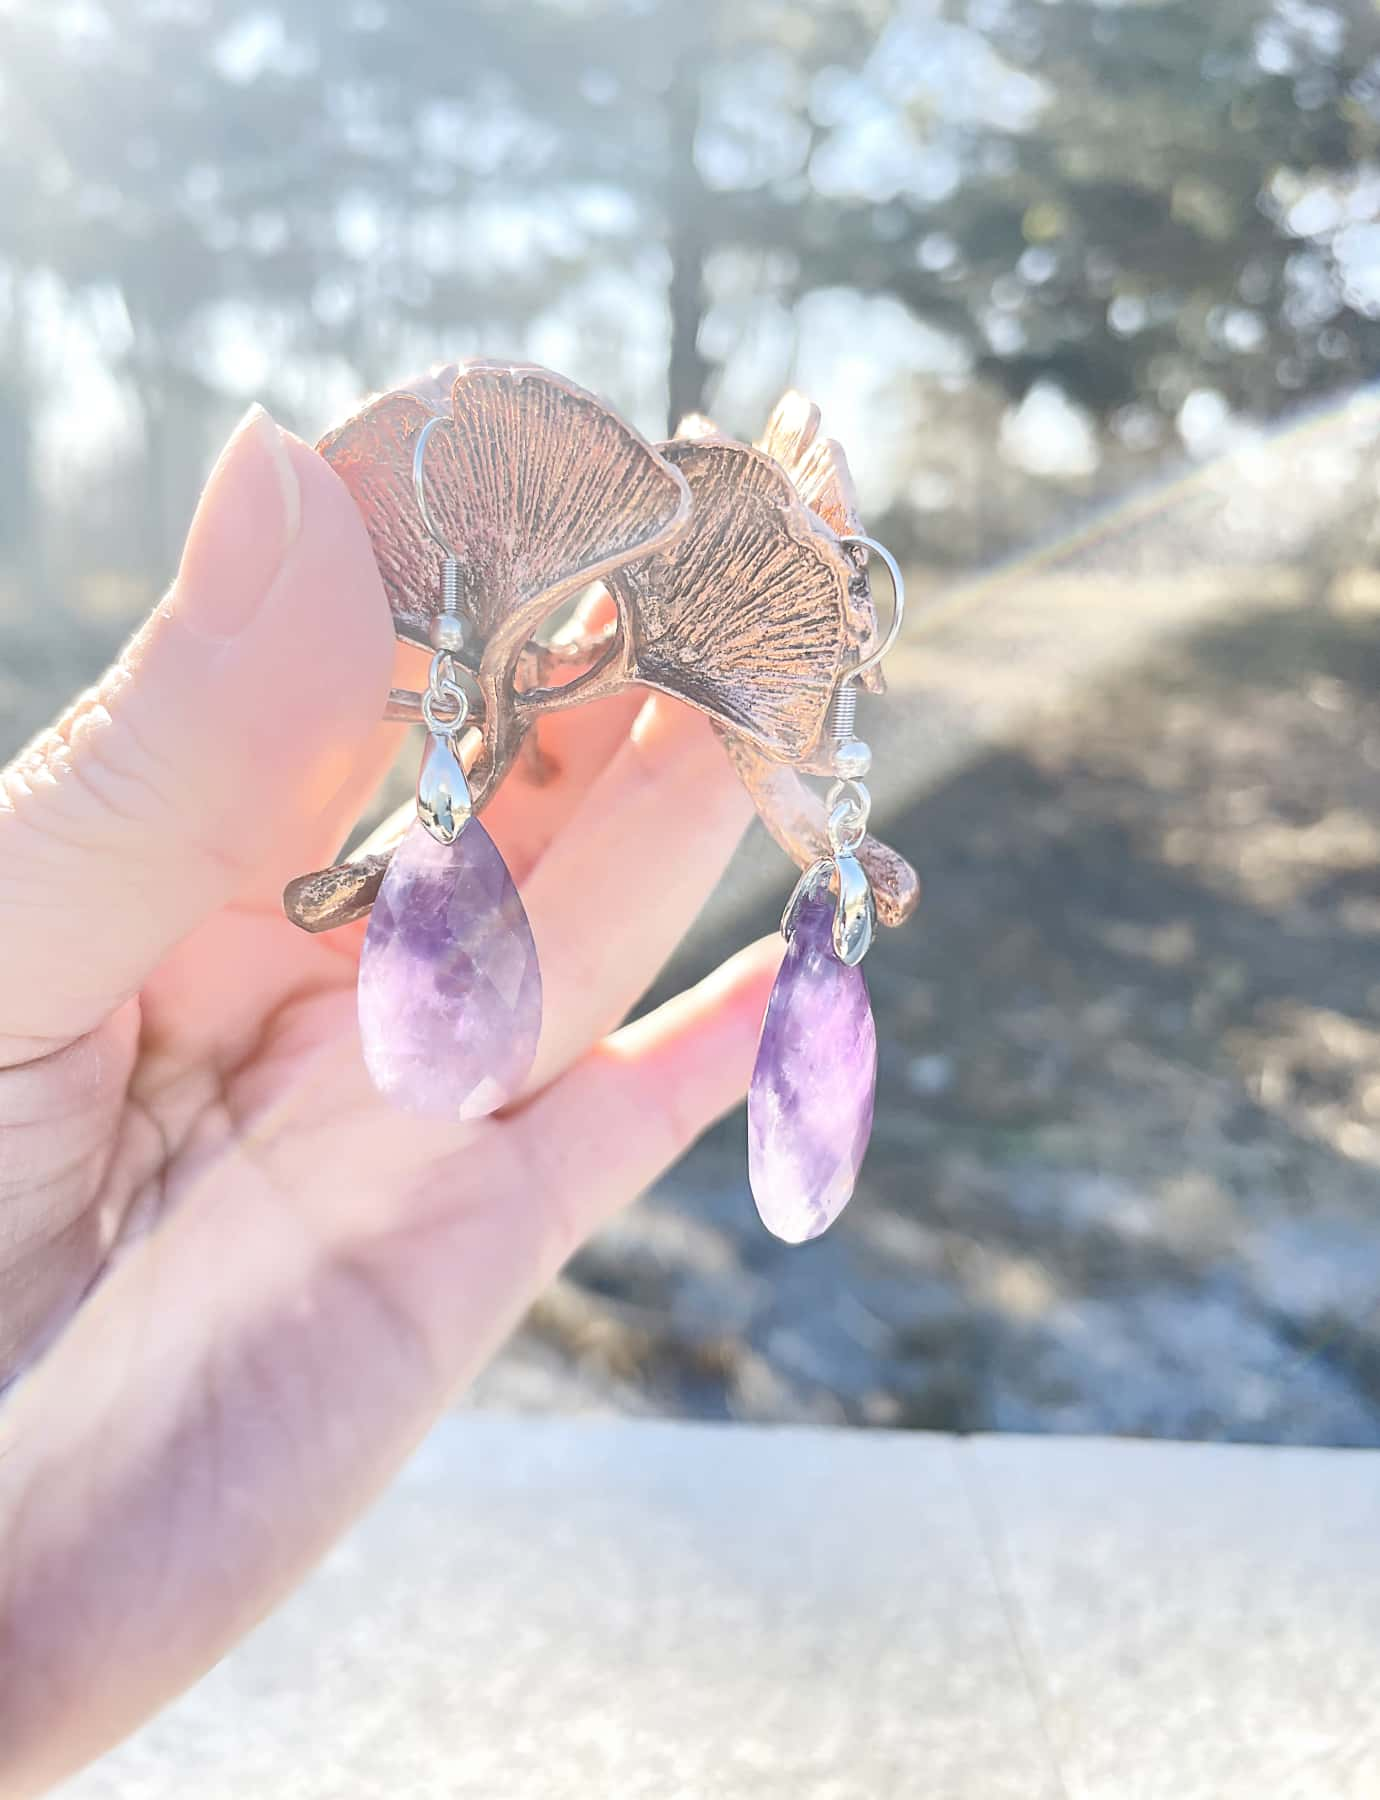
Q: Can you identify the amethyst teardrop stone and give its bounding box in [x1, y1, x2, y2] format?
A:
[748, 890, 877, 1243]
[358, 819, 541, 1120]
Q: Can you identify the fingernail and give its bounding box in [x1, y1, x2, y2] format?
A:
[176, 403, 302, 641]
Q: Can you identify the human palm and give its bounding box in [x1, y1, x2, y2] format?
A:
[0, 408, 774, 1796]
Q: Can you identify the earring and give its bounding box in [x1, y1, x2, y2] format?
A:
[748, 540, 905, 1244]
[355, 416, 543, 1120]
[280, 363, 919, 1230]
[314, 364, 691, 1119]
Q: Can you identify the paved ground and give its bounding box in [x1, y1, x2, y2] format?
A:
[60, 1418, 1380, 1800]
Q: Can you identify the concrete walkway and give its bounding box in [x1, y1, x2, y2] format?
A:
[60, 1417, 1380, 1799]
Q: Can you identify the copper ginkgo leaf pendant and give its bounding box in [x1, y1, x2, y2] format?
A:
[319, 361, 693, 656]
[608, 439, 856, 764]
[666, 401, 913, 924]
[281, 360, 919, 938]
[755, 391, 883, 697]
[756, 390, 859, 538]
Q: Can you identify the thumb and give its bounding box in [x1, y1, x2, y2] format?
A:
[0, 405, 395, 1057]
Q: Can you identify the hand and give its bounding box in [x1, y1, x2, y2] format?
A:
[0, 407, 776, 1796]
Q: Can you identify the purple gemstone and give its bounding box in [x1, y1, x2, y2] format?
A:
[748, 890, 877, 1243]
[358, 819, 541, 1120]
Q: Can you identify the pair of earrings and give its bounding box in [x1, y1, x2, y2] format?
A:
[282, 362, 918, 1244]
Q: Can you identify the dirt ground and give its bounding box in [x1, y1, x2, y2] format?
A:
[477, 583, 1380, 1444]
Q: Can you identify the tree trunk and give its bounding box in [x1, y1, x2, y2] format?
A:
[664, 42, 711, 434]
[0, 271, 38, 586]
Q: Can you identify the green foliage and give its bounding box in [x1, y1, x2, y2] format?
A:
[0, 0, 1377, 571]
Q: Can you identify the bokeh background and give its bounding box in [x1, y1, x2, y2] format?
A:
[2, 0, 1378, 1442]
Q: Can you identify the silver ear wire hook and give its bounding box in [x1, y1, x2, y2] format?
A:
[412, 415, 459, 558]
[823, 533, 905, 779]
[412, 414, 467, 657]
[840, 534, 906, 681]
[787, 533, 905, 966]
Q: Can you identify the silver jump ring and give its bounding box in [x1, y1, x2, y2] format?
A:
[422, 683, 468, 735]
[422, 648, 469, 735]
[828, 804, 866, 855]
[827, 777, 871, 818]
[826, 777, 871, 854]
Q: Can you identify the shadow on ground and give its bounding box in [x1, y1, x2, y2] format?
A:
[483, 593, 1380, 1445]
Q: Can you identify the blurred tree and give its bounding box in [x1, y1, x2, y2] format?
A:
[0, 2, 298, 567]
[0, 278, 37, 582]
[4, 0, 1380, 581]
[0, 0, 885, 574]
[261, 0, 888, 424]
[927, 0, 1380, 426]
